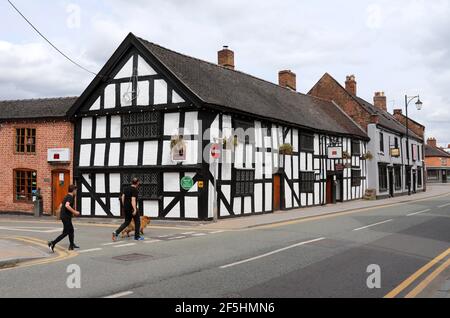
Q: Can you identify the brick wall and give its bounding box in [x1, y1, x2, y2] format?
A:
[426, 156, 448, 168]
[393, 110, 425, 139]
[309, 73, 371, 131]
[0, 120, 74, 214]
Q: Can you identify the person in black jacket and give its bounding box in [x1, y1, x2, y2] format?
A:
[48, 185, 81, 252]
[112, 178, 144, 241]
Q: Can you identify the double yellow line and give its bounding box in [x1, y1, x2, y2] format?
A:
[385, 248, 450, 298]
[0, 236, 78, 272]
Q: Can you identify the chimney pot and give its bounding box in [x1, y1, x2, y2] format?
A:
[345, 75, 357, 96]
[374, 91, 387, 112]
[218, 46, 235, 70]
[278, 70, 297, 91]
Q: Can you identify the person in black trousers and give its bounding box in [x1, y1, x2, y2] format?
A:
[48, 185, 81, 252]
[112, 178, 144, 241]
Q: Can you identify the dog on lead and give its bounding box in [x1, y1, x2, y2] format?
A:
[121, 216, 151, 238]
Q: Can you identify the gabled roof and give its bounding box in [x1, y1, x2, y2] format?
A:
[354, 96, 422, 141]
[69, 33, 368, 140]
[425, 144, 450, 158]
[310, 73, 422, 141]
[0, 97, 77, 120]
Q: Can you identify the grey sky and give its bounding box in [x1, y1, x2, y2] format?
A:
[0, 0, 448, 146]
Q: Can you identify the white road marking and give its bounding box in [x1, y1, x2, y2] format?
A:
[113, 243, 136, 248]
[438, 203, 450, 208]
[407, 209, 431, 217]
[158, 235, 171, 238]
[192, 233, 207, 237]
[144, 240, 161, 244]
[0, 226, 63, 233]
[102, 242, 124, 246]
[104, 291, 134, 298]
[352, 219, 393, 232]
[79, 248, 103, 254]
[220, 237, 326, 269]
[168, 236, 186, 240]
[181, 232, 196, 235]
[210, 230, 225, 234]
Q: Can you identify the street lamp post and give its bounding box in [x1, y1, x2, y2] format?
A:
[404, 95, 423, 195]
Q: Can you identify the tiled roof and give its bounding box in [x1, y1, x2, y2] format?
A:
[0, 97, 77, 120]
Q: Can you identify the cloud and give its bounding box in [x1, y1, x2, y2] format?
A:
[0, 0, 449, 145]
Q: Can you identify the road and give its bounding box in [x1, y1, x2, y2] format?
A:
[0, 193, 449, 298]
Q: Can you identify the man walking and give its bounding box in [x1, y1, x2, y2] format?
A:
[112, 178, 144, 241]
[48, 185, 80, 252]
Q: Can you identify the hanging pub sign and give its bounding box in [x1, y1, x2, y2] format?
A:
[390, 148, 400, 158]
[171, 135, 187, 162]
[327, 146, 343, 159]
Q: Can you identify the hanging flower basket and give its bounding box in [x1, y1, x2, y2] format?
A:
[279, 143, 294, 155]
[362, 151, 373, 160]
[342, 151, 351, 159]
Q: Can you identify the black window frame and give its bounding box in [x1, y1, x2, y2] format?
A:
[234, 119, 254, 145]
[121, 172, 160, 200]
[300, 134, 314, 153]
[379, 132, 385, 153]
[122, 111, 161, 141]
[394, 165, 402, 190]
[378, 164, 388, 192]
[352, 140, 361, 156]
[233, 169, 255, 197]
[351, 169, 362, 187]
[300, 172, 315, 193]
[417, 168, 423, 188]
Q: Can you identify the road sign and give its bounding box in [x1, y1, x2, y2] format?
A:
[211, 144, 221, 159]
[181, 176, 194, 191]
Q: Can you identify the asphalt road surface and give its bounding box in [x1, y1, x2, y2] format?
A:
[0, 193, 449, 298]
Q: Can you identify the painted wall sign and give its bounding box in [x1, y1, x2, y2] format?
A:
[181, 176, 194, 191]
[327, 146, 343, 159]
[390, 148, 400, 157]
[48, 148, 71, 163]
[171, 137, 187, 162]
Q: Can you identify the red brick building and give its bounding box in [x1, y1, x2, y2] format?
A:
[0, 97, 77, 215]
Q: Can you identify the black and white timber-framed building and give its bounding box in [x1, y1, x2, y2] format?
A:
[68, 33, 370, 220]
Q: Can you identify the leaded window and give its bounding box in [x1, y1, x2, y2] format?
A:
[300, 172, 315, 193]
[122, 112, 160, 140]
[122, 172, 160, 199]
[300, 134, 314, 152]
[234, 169, 255, 197]
[352, 169, 362, 187]
[352, 140, 361, 156]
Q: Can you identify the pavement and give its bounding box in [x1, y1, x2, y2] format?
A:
[0, 183, 449, 298]
[0, 238, 50, 268]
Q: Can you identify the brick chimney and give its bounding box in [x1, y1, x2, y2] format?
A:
[370, 114, 380, 124]
[345, 75, 357, 96]
[393, 109, 403, 115]
[278, 70, 297, 91]
[218, 46, 234, 70]
[427, 138, 437, 147]
[374, 92, 387, 111]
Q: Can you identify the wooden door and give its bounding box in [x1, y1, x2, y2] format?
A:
[326, 176, 333, 204]
[273, 175, 281, 211]
[52, 170, 70, 215]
